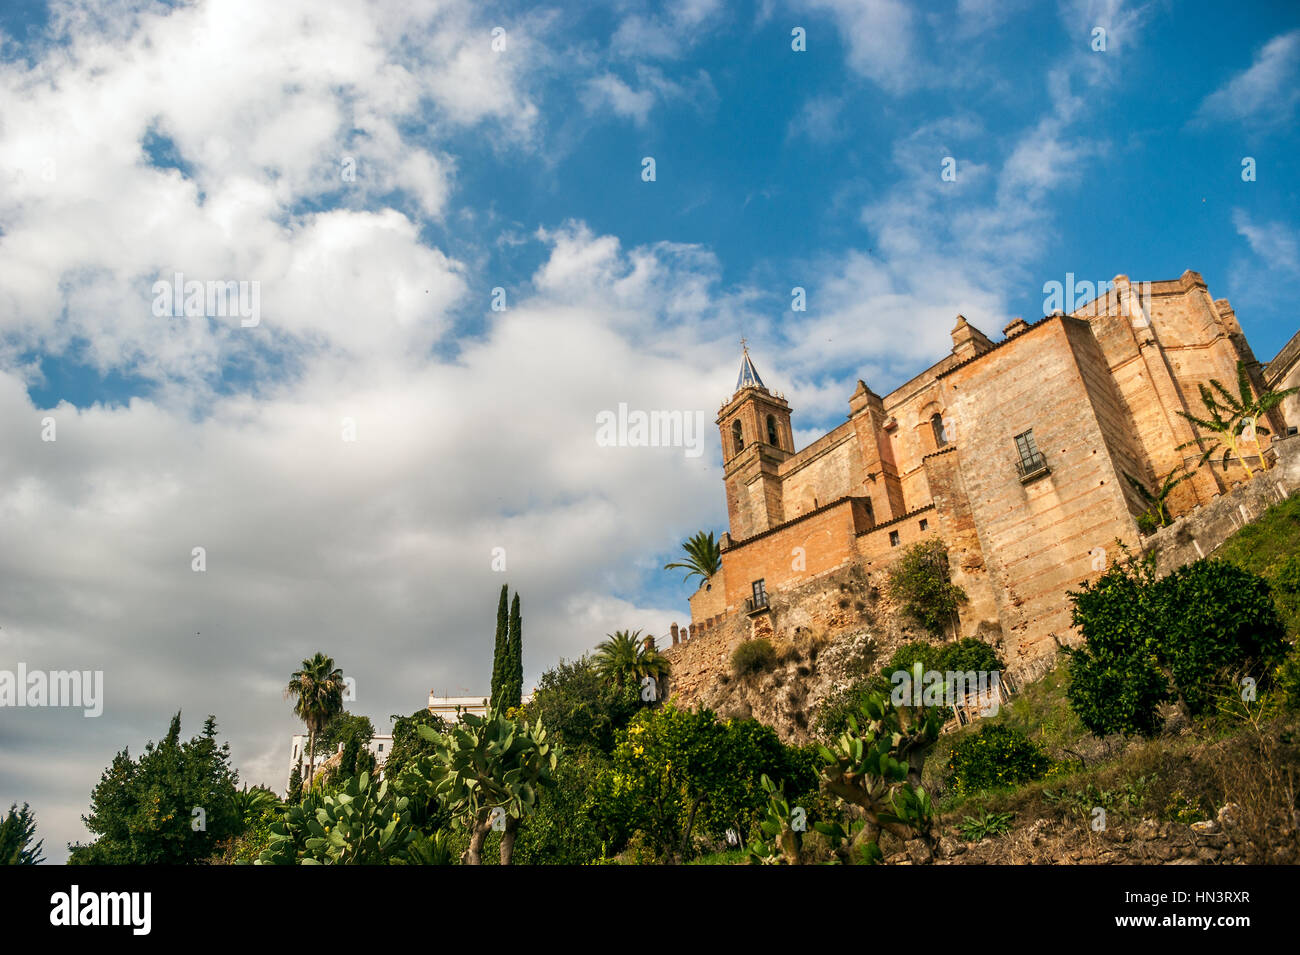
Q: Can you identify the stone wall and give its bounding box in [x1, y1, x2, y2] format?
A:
[1143, 435, 1300, 575]
[940, 317, 1140, 664]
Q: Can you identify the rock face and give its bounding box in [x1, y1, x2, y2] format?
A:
[917, 810, 1298, 866]
[664, 561, 969, 742]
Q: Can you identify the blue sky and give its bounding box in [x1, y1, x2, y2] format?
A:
[1, 0, 1298, 858]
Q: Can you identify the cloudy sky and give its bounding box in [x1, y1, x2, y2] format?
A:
[1, 0, 1298, 860]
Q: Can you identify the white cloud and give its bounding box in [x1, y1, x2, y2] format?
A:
[0, 0, 753, 862]
[1196, 29, 1300, 128]
[1232, 209, 1300, 274]
[610, 0, 725, 59]
[786, 95, 846, 144]
[800, 0, 920, 92]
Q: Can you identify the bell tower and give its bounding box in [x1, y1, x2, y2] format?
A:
[717, 343, 793, 540]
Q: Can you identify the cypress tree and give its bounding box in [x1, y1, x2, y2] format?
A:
[507, 592, 523, 710]
[491, 584, 509, 704]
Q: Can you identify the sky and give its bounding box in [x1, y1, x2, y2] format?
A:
[0, 0, 1298, 861]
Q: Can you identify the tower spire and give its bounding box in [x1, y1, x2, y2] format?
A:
[735, 340, 766, 392]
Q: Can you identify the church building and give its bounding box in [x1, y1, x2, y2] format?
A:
[683, 271, 1296, 666]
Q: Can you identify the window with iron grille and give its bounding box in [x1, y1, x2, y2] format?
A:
[1014, 429, 1048, 478]
[889, 530, 900, 546]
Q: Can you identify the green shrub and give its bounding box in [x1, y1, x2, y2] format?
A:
[597, 705, 813, 861]
[937, 638, 1003, 674]
[944, 724, 1052, 796]
[520, 656, 642, 757]
[732, 638, 777, 678]
[1066, 548, 1287, 736]
[1271, 641, 1300, 712]
[881, 641, 940, 680]
[513, 751, 620, 865]
[887, 539, 967, 637]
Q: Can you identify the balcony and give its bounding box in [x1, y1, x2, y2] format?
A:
[744, 593, 770, 614]
[1016, 451, 1050, 483]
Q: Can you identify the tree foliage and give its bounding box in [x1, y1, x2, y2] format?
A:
[316, 711, 377, 786]
[490, 587, 524, 710]
[593, 629, 669, 688]
[0, 803, 44, 865]
[69, 713, 242, 864]
[664, 530, 722, 585]
[1066, 547, 1287, 737]
[491, 583, 510, 704]
[886, 539, 967, 638]
[284, 653, 346, 793]
[944, 724, 1052, 795]
[598, 705, 815, 861]
[521, 656, 642, 756]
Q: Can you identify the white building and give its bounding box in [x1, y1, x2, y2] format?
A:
[427, 694, 489, 722]
[284, 692, 537, 795]
[286, 733, 392, 795]
[426, 691, 534, 722]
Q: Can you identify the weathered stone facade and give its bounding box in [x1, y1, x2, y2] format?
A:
[671, 270, 1297, 684]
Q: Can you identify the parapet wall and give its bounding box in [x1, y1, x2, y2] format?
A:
[1143, 436, 1300, 575]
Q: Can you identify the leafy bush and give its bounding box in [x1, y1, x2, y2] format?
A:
[1067, 548, 1287, 736]
[732, 638, 777, 677]
[881, 641, 940, 680]
[887, 539, 967, 637]
[944, 724, 1052, 796]
[513, 750, 621, 865]
[598, 705, 813, 861]
[937, 638, 1004, 674]
[210, 807, 278, 865]
[520, 656, 642, 756]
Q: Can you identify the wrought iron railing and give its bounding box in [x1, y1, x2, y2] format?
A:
[1015, 451, 1049, 480]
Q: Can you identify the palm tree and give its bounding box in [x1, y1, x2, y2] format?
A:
[284, 653, 345, 793]
[1177, 361, 1297, 479]
[664, 530, 722, 585]
[1241, 368, 1298, 471]
[594, 629, 670, 687]
[1123, 465, 1190, 529]
[232, 785, 281, 826]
